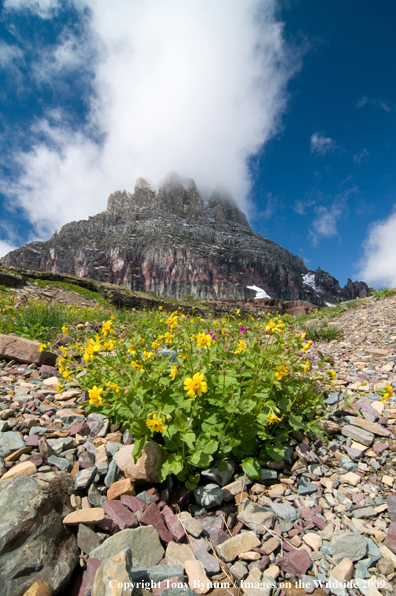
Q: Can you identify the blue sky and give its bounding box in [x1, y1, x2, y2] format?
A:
[0, 0, 395, 287]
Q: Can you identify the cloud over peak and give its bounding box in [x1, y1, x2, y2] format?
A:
[0, 0, 301, 244]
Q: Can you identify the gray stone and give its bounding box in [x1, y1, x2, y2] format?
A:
[0, 431, 26, 458]
[194, 547, 220, 575]
[29, 426, 47, 436]
[301, 574, 318, 594]
[74, 466, 97, 490]
[230, 560, 248, 580]
[339, 457, 358, 472]
[341, 425, 374, 447]
[159, 349, 177, 362]
[353, 506, 377, 519]
[298, 477, 317, 495]
[136, 490, 153, 505]
[47, 437, 73, 454]
[201, 460, 236, 486]
[0, 474, 78, 596]
[194, 483, 223, 508]
[221, 476, 252, 501]
[355, 561, 371, 579]
[215, 531, 261, 562]
[260, 469, 278, 484]
[328, 531, 367, 563]
[162, 589, 196, 596]
[92, 548, 133, 596]
[270, 502, 299, 523]
[77, 523, 102, 555]
[326, 393, 340, 406]
[131, 564, 184, 583]
[89, 525, 164, 567]
[237, 500, 275, 534]
[365, 538, 381, 565]
[88, 483, 106, 507]
[106, 441, 121, 457]
[104, 459, 119, 488]
[47, 455, 72, 472]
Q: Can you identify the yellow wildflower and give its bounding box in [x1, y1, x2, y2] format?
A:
[303, 360, 309, 375]
[235, 339, 246, 354]
[184, 372, 208, 398]
[381, 384, 393, 402]
[328, 370, 337, 380]
[274, 364, 288, 380]
[127, 347, 137, 355]
[166, 314, 178, 329]
[158, 306, 163, 310]
[169, 366, 178, 380]
[61, 325, 69, 335]
[146, 413, 166, 433]
[151, 340, 160, 350]
[265, 319, 277, 332]
[196, 333, 213, 349]
[131, 361, 144, 372]
[301, 340, 313, 353]
[102, 320, 114, 337]
[107, 382, 120, 393]
[39, 343, 47, 353]
[267, 412, 282, 424]
[143, 351, 154, 360]
[88, 386, 104, 407]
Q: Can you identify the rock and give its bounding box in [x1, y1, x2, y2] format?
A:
[107, 478, 135, 500]
[102, 500, 138, 530]
[0, 334, 41, 364]
[230, 560, 248, 580]
[131, 564, 184, 583]
[221, 477, 252, 501]
[89, 526, 164, 567]
[215, 532, 260, 562]
[342, 471, 361, 486]
[194, 547, 220, 575]
[344, 415, 391, 437]
[341, 425, 374, 446]
[297, 477, 317, 495]
[0, 475, 78, 596]
[185, 559, 211, 594]
[47, 455, 72, 472]
[165, 542, 196, 568]
[162, 506, 186, 542]
[88, 484, 106, 507]
[63, 508, 105, 525]
[377, 557, 394, 575]
[0, 460, 37, 482]
[0, 431, 26, 458]
[74, 466, 97, 490]
[194, 484, 223, 508]
[92, 549, 133, 596]
[113, 441, 163, 485]
[139, 502, 174, 542]
[104, 459, 119, 488]
[22, 581, 52, 596]
[302, 533, 322, 551]
[261, 537, 280, 555]
[329, 531, 367, 563]
[77, 524, 102, 555]
[365, 348, 393, 356]
[178, 512, 203, 538]
[270, 502, 299, 523]
[237, 500, 275, 534]
[388, 494, 396, 521]
[120, 494, 147, 513]
[276, 548, 312, 577]
[201, 460, 236, 486]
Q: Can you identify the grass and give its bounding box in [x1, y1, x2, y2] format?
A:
[304, 324, 344, 342]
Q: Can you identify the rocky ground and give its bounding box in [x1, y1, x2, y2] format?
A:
[0, 295, 396, 596]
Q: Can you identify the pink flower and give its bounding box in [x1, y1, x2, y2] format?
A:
[240, 326, 249, 334]
[208, 330, 216, 339]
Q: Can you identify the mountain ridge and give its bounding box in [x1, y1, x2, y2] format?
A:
[1, 173, 370, 305]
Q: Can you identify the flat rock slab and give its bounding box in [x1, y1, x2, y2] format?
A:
[344, 415, 391, 437]
[0, 334, 40, 364]
[215, 531, 260, 562]
[89, 525, 164, 568]
[0, 460, 37, 482]
[113, 441, 163, 485]
[341, 425, 374, 446]
[237, 500, 275, 534]
[63, 508, 105, 525]
[328, 531, 367, 563]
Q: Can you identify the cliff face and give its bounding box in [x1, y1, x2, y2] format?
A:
[2, 174, 370, 305]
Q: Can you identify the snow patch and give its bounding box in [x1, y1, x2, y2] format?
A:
[247, 285, 271, 299]
[302, 273, 316, 290]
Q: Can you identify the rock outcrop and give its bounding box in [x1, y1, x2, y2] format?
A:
[2, 173, 370, 305]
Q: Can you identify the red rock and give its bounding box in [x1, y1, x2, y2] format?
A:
[26, 454, 44, 467]
[232, 522, 243, 536]
[312, 516, 327, 530]
[162, 505, 186, 542]
[39, 364, 61, 377]
[388, 494, 396, 521]
[102, 500, 138, 530]
[351, 492, 364, 504]
[95, 515, 120, 534]
[384, 533, 396, 554]
[86, 558, 101, 594]
[139, 502, 174, 543]
[288, 529, 300, 538]
[69, 421, 90, 436]
[25, 435, 39, 447]
[79, 461, 96, 469]
[313, 506, 323, 515]
[120, 495, 147, 512]
[277, 548, 312, 577]
[299, 508, 314, 519]
[147, 487, 160, 502]
[248, 556, 270, 572]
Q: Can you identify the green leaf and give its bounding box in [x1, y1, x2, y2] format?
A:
[132, 436, 146, 463]
[188, 450, 213, 468]
[181, 430, 196, 450]
[173, 409, 188, 431]
[278, 396, 290, 410]
[158, 454, 184, 482]
[241, 457, 261, 480]
[264, 443, 285, 462]
[196, 436, 218, 454]
[185, 480, 199, 490]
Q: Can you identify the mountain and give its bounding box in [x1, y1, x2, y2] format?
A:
[1, 173, 369, 305]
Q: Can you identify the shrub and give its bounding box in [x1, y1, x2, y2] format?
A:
[59, 310, 334, 489]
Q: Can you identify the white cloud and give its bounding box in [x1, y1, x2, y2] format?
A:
[3, 0, 60, 18]
[353, 148, 370, 164]
[1, 0, 301, 239]
[358, 210, 396, 284]
[0, 42, 23, 68]
[310, 132, 337, 156]
[357, 96, 393, 112]
[311, 203, 343, 241]
[0, 239, 18, 258]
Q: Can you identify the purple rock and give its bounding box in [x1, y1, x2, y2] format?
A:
[69, 421, 90, 436]
[139, 502, 174, 543]
[360, 403, 379, 423]
[277, 548, 312, 577]
[24, 435, 39, 447]
[373, 441, 389, 455]
[120, 495, 147, 513]
[161, 505, 186, 542]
